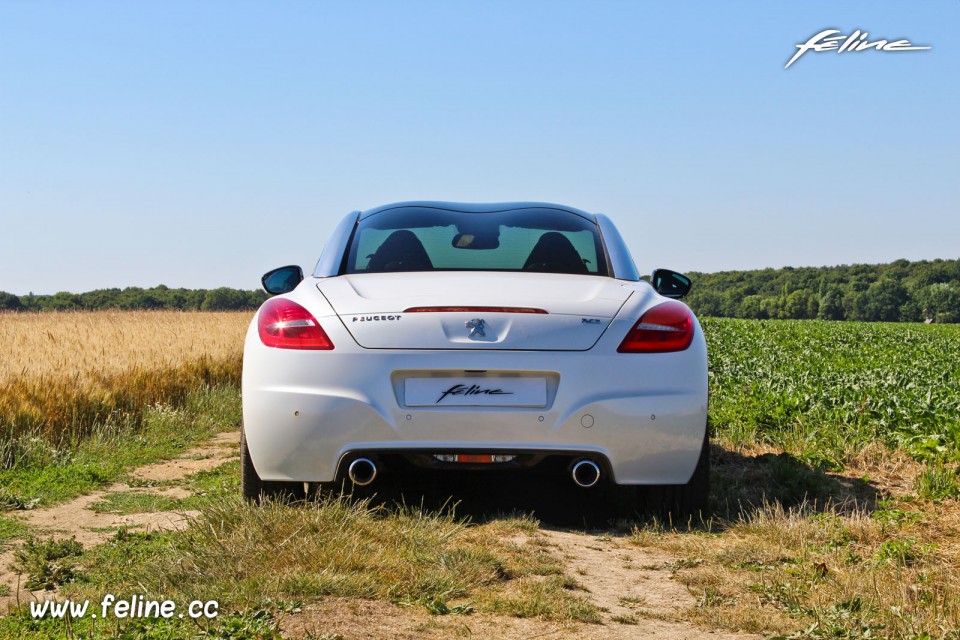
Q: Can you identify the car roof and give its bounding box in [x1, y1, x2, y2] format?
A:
[358, 201, 597, 222]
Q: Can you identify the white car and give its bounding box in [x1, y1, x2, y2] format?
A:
[241, 202, 709, 515]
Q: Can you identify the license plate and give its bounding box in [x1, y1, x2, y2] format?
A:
[404, 377, 547, 407]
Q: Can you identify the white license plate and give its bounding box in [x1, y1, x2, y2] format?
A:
[404, 377, 547, 407]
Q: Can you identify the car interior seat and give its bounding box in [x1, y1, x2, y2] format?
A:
[366, 230, 434, 272]
[522, 231, 588, 274]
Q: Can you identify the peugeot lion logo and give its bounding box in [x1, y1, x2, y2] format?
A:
[465, 318, 486, 338]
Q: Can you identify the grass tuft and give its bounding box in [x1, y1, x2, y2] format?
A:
[12, 536, 85, 591]
[914, 463, 960, 502]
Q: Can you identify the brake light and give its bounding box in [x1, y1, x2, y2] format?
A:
[257, 298, 334, 350]
[404, 306, 548, 314]
[617, 300, 694, 353]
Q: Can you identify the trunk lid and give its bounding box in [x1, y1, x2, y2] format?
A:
[317, 272, 631, 350]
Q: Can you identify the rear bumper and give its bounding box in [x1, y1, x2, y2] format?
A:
[244, 386, 705, 484]
[242, 325, 708, 486]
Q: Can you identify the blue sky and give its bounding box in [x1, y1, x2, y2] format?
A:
[1, 1, 957, 295]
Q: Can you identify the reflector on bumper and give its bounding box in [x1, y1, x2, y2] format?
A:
[434, 454, 516, 463]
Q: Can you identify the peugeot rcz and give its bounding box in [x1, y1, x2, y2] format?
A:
[241, 202, 708, 515]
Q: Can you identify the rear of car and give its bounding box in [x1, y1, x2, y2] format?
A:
[241, 203, 709, 515]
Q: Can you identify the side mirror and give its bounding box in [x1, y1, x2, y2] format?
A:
[262, 265, 304, 295]
[651, 268, 692, 299]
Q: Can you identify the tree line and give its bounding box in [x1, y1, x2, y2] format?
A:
[684, 258, 960, 323]
[3, 257, 958, 321]
[0, 285, 267, 312]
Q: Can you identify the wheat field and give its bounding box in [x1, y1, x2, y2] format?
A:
[0, 311, 251, 464]
[0, 310, 249, 381]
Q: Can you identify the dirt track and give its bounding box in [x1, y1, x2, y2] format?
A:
[0, 431, 238, 611]
[279, 527, 760, 639]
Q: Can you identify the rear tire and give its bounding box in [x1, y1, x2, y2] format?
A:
[638, 430, 710, 520]
[240, 430, 266, 503]
[241, 429, 305, 504]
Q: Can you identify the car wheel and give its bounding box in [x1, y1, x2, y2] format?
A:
[241, 429, 305, 504]
[240, 430, 266, 503]
[638, 431, 710, 520]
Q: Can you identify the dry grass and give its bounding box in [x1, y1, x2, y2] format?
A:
[64, 496, 599, 624]
[0, 311, 250, 466]
[680, 504, 957, 637]
[631, 441, 960, 638]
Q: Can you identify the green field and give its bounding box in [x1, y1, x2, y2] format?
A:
[704, 318, 960, 468]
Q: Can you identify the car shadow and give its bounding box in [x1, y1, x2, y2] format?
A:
[321, 444, 884, 530]
[327, 467, 629, 529]
[708, 444, 883, 523]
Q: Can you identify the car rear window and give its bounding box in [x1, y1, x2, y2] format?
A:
[343, 207, 608, 276]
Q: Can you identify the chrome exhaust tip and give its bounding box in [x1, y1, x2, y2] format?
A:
[348, 458, 377, 486]
[571, 459, 601, 488]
